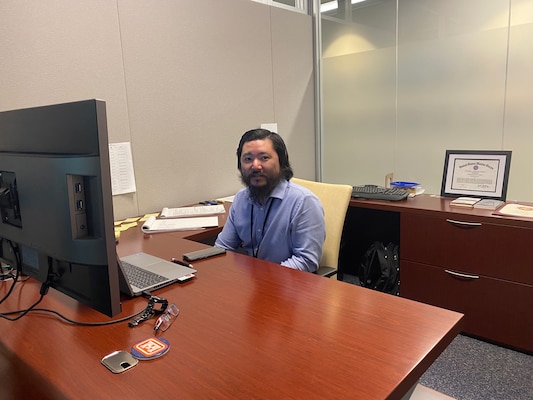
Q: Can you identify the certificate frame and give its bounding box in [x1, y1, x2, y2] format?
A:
[440, 150, 512, 200]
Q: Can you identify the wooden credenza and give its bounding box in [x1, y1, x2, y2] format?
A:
[341, 195, 533, 354]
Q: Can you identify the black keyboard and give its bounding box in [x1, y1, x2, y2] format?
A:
[351, 185, 409, 201]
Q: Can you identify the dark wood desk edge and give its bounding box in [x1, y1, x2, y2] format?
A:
[350, 194, 533, 228]
[392, 313, 464, 399]
[181, 226, 222, 243]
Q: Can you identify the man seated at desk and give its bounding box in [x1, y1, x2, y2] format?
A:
[215, 129, 325, 273]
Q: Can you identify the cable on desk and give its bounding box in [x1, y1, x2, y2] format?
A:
[0, 240, 22, 305]
[0, 242, 158, 327]
[0, 290, 46, 322]
[7, 307, 146, 326]
[0, 253, 160, 327]
[0, 303, 147, 326]
[0, 292, 160, 327]
[0, 260, 59, 322]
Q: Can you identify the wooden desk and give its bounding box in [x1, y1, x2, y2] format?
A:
[343, 194, 533, 353]
[0, 221, 463, 399]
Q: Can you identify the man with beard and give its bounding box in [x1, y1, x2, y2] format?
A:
[215, 129, 325, 273]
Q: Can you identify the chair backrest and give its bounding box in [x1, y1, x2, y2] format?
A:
[291, 178, 352, 269]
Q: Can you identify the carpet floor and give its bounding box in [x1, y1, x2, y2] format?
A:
[419, 334, 532, 400]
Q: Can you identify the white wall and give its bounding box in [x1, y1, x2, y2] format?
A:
[0, 0, 316, 220]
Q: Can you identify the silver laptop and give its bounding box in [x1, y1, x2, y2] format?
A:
[118, 252, 197, 297]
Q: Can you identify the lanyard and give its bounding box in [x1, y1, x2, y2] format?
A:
[250, 199, 274, 258]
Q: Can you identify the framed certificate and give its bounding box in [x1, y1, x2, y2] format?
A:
[440, 150, 512, 200]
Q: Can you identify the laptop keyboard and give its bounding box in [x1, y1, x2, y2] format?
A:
[121, 261, 167, 288]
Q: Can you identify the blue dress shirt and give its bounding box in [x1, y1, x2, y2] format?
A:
[215, 179, 325, 272]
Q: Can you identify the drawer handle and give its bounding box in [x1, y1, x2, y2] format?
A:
[445, 269, 479, 280]
[446, 219, 482, 228]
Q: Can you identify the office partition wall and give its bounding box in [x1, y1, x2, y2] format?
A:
[0, 0, 316, 220]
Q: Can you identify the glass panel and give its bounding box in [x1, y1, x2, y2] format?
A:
[320, 0, 519, 197]
[321, 0, 397, 185]
[503, 0, 533, 201]
[396, 0, 509, 189]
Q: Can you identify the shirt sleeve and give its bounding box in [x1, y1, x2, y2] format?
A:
[214, 195, 244, 251]
[280, 195, 325, 273]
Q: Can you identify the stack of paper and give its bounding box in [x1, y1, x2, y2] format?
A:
[449, 197, 481, 208]
[473, 199, 505, 210]
[141, 215, 218, 233]
[160, 204, 225, 218]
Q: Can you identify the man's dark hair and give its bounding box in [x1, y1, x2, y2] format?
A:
[236, 129, 293, 180]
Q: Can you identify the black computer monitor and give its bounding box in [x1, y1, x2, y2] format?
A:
[0, 99, 122, 317]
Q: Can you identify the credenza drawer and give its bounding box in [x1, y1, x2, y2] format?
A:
[401, 213, 533, 285]
[401, 261, 533, 353]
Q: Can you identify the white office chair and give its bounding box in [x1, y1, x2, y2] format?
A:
[292, 178, 353, 278]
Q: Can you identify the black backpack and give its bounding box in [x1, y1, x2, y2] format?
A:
[358, 241, 400, 295]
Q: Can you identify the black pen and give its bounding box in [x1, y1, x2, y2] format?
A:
[171, 258, 194, 269]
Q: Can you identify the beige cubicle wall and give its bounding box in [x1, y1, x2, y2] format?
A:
[320, 0, 533, 202]
[0, 0, 316, 220]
